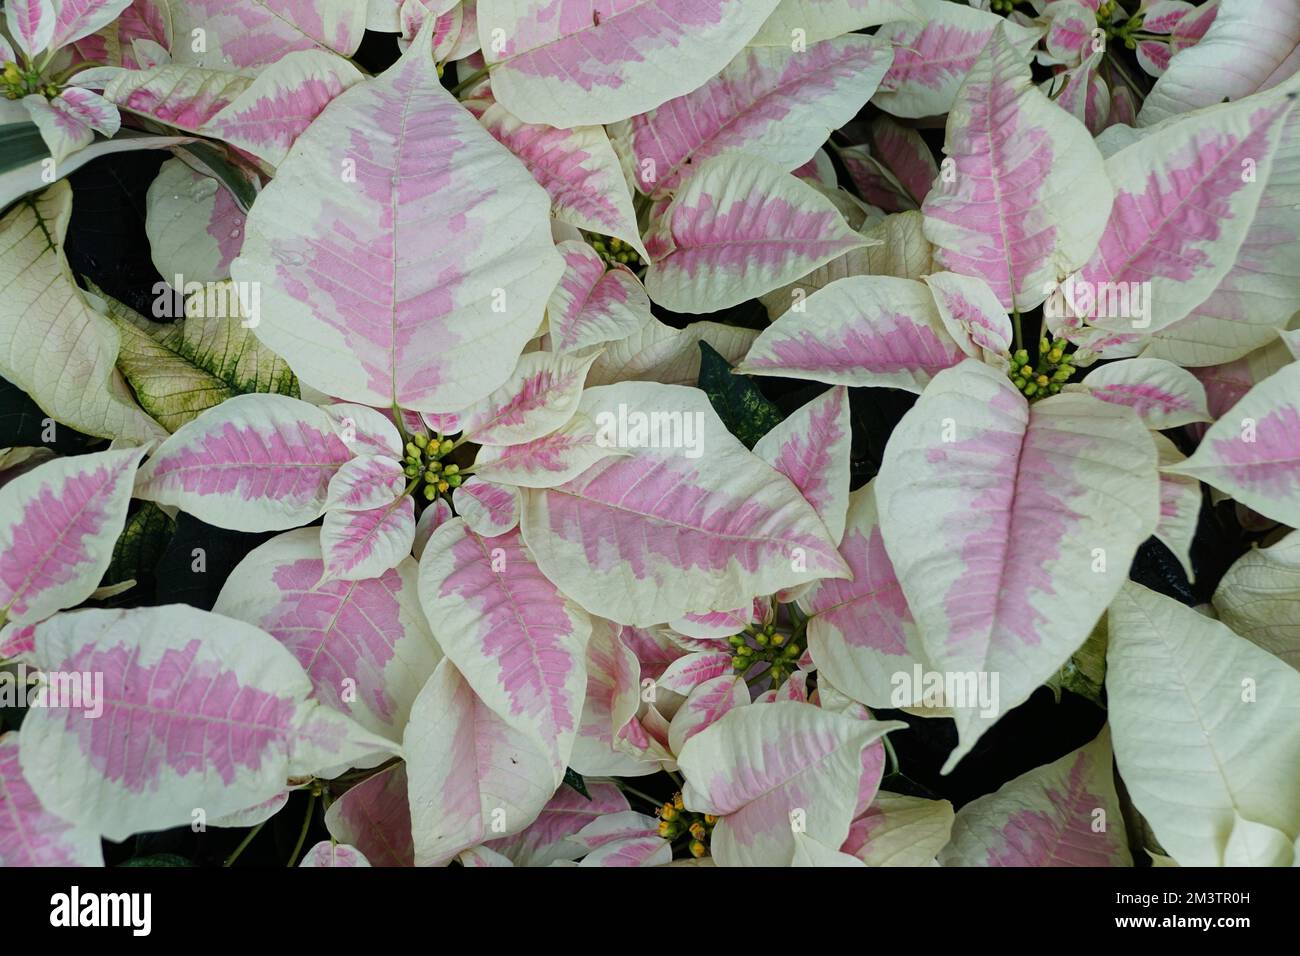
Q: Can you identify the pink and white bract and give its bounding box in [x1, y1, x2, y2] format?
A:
[0, 0, 1297, 873]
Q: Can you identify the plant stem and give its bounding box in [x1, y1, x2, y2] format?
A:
[450, 66, 491, 98]
[1011, 309, 1023, 351]
[613, 780, 662, 808]
[286, 791, 317, 867]
[223, 820, 267, 867]
[881, 733, 899, 776]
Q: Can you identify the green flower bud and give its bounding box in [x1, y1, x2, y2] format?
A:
[1013, 349, 1030, 367]
[754, 632, 769, 647]
[443, 464, 460, 476]
[439, 439, 455, 456]
[1052, 368, 1072, 383]
[727, 634, 746, 647]
[423, 484, 437, 501]
[737, 644, 753, 657]
[1024, 382, 1039, 397]
[405, 442, 420, 459]
[448, 474, 463, 488]
[413, 433, 428, 449]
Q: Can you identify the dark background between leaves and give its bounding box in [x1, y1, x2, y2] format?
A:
[0, 13, 1259, 867]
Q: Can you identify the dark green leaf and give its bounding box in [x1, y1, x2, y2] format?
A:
[562, 767, 590, 800]
[0, 123, 49, 176]
[118, 853, 193, 867]
[697, 341, 783, 448]
[104, 503, 176, 589]
[179, 142, 257, 212]
[0, 376, 98, 453]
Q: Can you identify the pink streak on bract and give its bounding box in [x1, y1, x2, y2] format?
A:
[266, 558, 405, 723]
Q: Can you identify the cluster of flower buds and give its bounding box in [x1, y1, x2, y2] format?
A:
[1097, 1, 1147, 49]
[402, 433, 463, 501]
[657, 792, 717, 859]
[727, 622, 804, 688]
[1009, 337, 1076, 400]
[588, 234, 643, 269]
[2, 63, 56, 100]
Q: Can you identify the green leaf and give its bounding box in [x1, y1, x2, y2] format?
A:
[104, 503, 176, 590]
[94, 282, 298, 432]
[0, 123, 50, 176]
[118, 853, 193, 867]
[562, 767, 591, 800]
[697, 340, 783, 448]
[178, 142, 257, 212]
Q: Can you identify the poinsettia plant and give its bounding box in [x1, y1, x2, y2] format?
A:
[0, 0, 1298, 871]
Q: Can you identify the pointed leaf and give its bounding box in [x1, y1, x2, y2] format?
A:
[6, 0, 56, 58]
[479, 0, 782, 127]
[404, 660, 555, 865]
[1214, 529, 1300, 670]
[0, 447, 145, 627]
[485, 780, 629, 867]
[20, 605, 397, 841]
[1063, 91, 1296, 338]
[1139, 0, 1300, 126]
[841, 791, 953, 866]
[454, 480, 521, 537]
[457, 351, 597, 446]
[872, 0, 1042, 119]
[145, 160, 248, 283]
[546, 242, 652, 355]
[678, 700, 905, 866]
[519, 381, 849, 626]
[752, 385, 850, 544]
[418, 519, 591, 781]
[134, 393, 353, 532]
[469, 414, 618, 490]
[629, 35, 893, 198]
[1107, 582, 1300, 866]
[478, 103, 646, 258]
[232, 21, 563, 412]
[921, 25, 1112, 312]
[1166, 362, 1300, 527]
[204, 50, 364, 168]
[0, 732, 103, 866]
[940, 729, 1130, 866]
[875, 360, 1159, 770]
[319, 495, 416, 582]
[323, 762, 414, 866]
[739, 275, 966, 392]
[697, 341, 783, 449]
[643, 153, 869, 313]
[50, 0, 133, 49]
[299, 841, 370, 866]
[105, 284, 299, 433]
[1069, 358, 1211, 429]
[804, 480, 928, 710]
[0, 182, 163, 443]
[168, 0, 366, 70]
